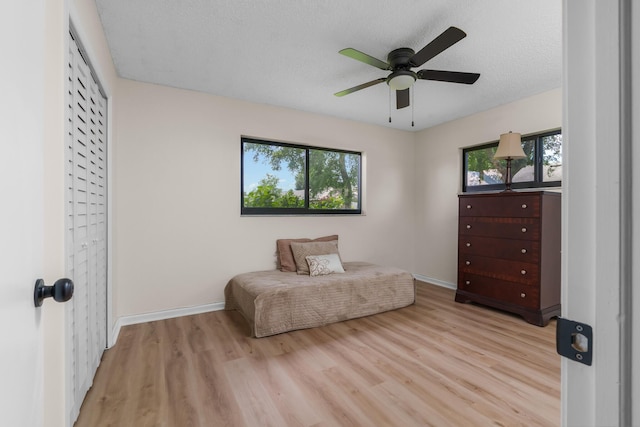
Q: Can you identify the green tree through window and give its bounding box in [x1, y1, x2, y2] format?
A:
[242, 138, 361, 215]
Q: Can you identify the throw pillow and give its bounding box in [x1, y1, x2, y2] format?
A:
[276, 235, 338, 272]
[306, 253, 345, 277]
[289, 240, 340, 275]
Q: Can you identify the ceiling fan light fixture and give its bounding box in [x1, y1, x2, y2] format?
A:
[387, 70, 416, 90]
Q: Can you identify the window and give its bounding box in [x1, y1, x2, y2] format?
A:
[241, 138, 362, 215]
[462, 129, 562, 192]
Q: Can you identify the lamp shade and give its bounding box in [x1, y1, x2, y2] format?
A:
[494, 131, 526, 159]
[387, 71, 416, 90]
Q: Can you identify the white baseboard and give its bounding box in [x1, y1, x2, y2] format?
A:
[109, 301, 225, 348]
[412, 273, 457, 290]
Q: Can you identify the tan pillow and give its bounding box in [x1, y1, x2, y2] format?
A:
[290, 240, 340, 275]
[276, 235, 338, 272]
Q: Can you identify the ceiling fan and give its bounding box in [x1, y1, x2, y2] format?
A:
[334, 26, 480, 111]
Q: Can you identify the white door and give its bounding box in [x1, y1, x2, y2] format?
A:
[66, 31, 108, 424]
[563, 0, 637, 425]
[0, 1, 46, 426]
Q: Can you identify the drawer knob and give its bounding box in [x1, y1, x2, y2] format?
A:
[521, 227, 527, 233]
[466, 224, 472, 229]
[466, 242, 471, 247]
[465, 280, 471, 285]
[521, 270, 527, 275]
[522, 204, 528, 209]
[465, 261, 470, 266]
[466, 204, 472, 209]
[521, 248, 527, 254]
[520, 293, 526, 298]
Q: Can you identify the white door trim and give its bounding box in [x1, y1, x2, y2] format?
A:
[629, 1, 640, 423]
[618, 0, 633, 424]
[562, 0, 635, 425]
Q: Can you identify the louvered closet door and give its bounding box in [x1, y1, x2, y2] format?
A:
[66, 30, 107, 425]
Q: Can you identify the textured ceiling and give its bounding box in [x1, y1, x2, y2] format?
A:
[94, 0, 562, 131]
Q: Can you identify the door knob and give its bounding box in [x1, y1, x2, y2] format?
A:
[34, 278, 74, 307]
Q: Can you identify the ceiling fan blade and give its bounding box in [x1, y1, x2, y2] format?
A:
[417, 69, 480, 84]
[410, 26, 467, 67]
[334, 78, 386, 97]
[396, 88, 410, 109]
[339, 48, 391, 70]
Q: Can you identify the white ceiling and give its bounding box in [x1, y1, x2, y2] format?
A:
[94, 0, 562, 132]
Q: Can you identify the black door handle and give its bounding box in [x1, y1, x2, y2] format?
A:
[34, 278, 74, 307]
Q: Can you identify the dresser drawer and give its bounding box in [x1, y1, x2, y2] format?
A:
[460, 194, 540, 218]
[458, 273, 540, 309]
[459, 217, 540, 240]
[458, 235, 540, 263]
[458, 254, 539, 285]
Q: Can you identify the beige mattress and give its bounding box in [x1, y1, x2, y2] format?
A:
[224, 261, 416, 338]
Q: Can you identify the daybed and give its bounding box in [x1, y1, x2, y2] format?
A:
[225, 260, 416, 338]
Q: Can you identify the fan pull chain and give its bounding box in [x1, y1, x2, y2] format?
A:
[411, 87, 415, 127]
[388, 87, 392, 123]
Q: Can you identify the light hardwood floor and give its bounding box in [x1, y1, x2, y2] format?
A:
[76, 282, 560, 426]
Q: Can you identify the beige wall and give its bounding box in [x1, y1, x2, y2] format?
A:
[413, 88, 562, 286]
[112, 79, 416, 318]
[112, 83, 562, 319]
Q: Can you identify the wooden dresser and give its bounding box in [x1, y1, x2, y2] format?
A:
[456, 191, 561, 326]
